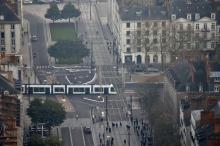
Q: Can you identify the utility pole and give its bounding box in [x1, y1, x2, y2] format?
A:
[105, 96, 109, 127]
[130, 95, 133, 121]
[90, 0, 92, 20]
[91, 41, 93, 77]
[28, 77, 30, 103]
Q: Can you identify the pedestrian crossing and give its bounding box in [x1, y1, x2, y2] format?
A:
[36, 65, 51, 69]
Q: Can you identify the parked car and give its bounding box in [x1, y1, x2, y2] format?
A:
[31, 35, 38, 41]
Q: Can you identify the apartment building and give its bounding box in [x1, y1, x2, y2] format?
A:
[108, 0, 219, 65]
[0, 2, 22, 81]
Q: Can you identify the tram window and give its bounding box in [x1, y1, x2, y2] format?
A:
[74, 88, 84, 92]
[95, 87, 103, 92]
[55, 87, 64, 92]
[34, 87, 44, 92]
[110, 87, 115, 92]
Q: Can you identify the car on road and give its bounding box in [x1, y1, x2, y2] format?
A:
[83, 126, 91, 134]
[23, 0, 33, 4]
[31, 35, 38, 41]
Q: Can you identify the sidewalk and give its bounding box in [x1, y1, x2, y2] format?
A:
[22, 19, 39, 84]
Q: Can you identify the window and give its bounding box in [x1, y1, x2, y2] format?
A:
[11, 32, 15, 38]
[137, 22, 141, 28]
[11, 24, 15, 29]
[211, 13, 216, 20]
[126, 22, 130, 28]
[137, 30, 141, 37]
[145, 30, 149, 36]
[211, 33, 215, 39]
[1, 32, 4, 38]
[145, 22, 150, 27]
[137, 47, 141, 52]
[195, 13, 200, 20]
[162, 38, 166, 43]
[204, 23, 207, 30]
[180, 24, 183, 30]
[145, 38, 149, 44]
[162, 30, 166, 36]
[211, 42, 215, 48]
[1, 39, 4, 45]
[126, 39, 130, 44]
[187, 13, 191, 20]
[153, 22, 158, 27]
[153, 30, 157, 36]
[171, 14, 176, 20]
[126, 47, 131, 53]
[153, 38, 158, 44]
[162, 21, 166, 27]
[187, 24, 191, 30]
[11, 47, 16, 53]
[11, 39, 15, 45]
[137, 39, 141, 45]
[0, 24, 4, 30]
[126, 31, 130, 36]
[1, 47, 5, 52]
[211, 23, 215, 30]
[196, 24, 199, 30]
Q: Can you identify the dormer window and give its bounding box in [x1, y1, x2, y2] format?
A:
[195, 13, 200, 20]
[187, 13, 191, 20]
[211, 13, 216, 20]
[171, 14, 176, 20]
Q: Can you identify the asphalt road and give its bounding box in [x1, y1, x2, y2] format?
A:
[23, 13, 49, 66]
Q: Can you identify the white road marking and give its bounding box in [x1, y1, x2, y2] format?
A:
[65, 75, 73, 84]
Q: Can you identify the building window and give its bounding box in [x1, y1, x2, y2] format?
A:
[211, 33, 215, 39]
[1, 39, 4, 45]
[1, 47, 5, 52]
[126, 23, 130, 28]
[11, 24, 15, 30]
[126, 47, 131, 53]
[187, 24, 191, 30]
[145, 30, 149, 36]
[162, 30, 166, 36]
[211, 42, 215, 48]
[153, 30, 157, 36]
[137, 31, 141, 37]
[153, 22, 158, 27]
[12, 39, 15, 45]
[137, 47, 141, 52]
[1, 32, 4, 38]
[171, 14, 176, 20]
[126, 39, 130, 44]
[211, 23, 215, 30]
[187, 13, 191, 20]
[162, 21, 166, 27]
[204, 23, 207, 30]
[137, 22, 141, 28]
[195, 13, 200, 20]
[196, 24, 199, 30]
[0, 24, 4, 30]
[211, 13, 216, 20]
[11, 47, 15, 53]
[162, 38, 166, 43]
[145, 22, 150, 28]
[153, 55, 158, 63]
[11, 32, 15, 38]
[126, 31, 130, 36]
[137, 39, 141, 45]
[145, 38, 149, 44]
[180, 24, 183, 30]
[153, 38, 158, 44]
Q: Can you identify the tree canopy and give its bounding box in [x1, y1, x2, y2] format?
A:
[28, 135, 61, 146]
[45, 3, 60, 22]
[61, 2, 81, 22]
[27, 98, 66, 127]
[48, 40, 89, 64]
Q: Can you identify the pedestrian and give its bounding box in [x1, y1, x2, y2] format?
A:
[111, 137, 114, 145]
[103, 133, 105, 139]
[120, 122, 122, 126]
[116, 123, 118, 128]
[124, 139, 126, 144]
[99, 133, 101, 138]
[100, 138, 102, 143]
[109, 127, 111, 133]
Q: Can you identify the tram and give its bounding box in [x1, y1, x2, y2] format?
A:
[21, 84, 117, 95]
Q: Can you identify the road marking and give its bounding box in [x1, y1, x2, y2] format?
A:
[124, 90, 136, 93]
[83, 97, 104, 103]
[65, 75, 72, 84]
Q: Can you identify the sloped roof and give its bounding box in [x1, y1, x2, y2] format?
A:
[0, 3, 20, 23]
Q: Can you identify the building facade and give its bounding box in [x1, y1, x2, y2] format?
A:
[108, 0, 219, 65]
[0, 2, 22, 81]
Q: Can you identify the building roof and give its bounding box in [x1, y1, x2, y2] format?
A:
[119, 5, 168, 21]
[0, 3, 20, 23]
[170, 0, 214, 20]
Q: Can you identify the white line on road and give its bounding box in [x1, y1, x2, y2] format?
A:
[65, 75, 73, 84]
[83, 97, 104, 103]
